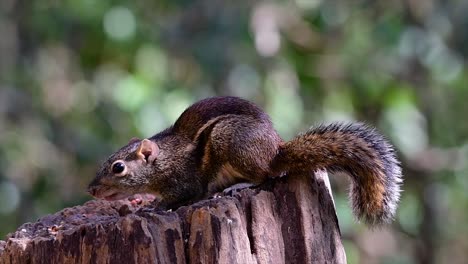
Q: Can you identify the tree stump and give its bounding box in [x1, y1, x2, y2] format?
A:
[0, 171, 346, 264]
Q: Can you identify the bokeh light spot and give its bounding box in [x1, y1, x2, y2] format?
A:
[0, 181, 20, 214]
[103, 6, 136, 41]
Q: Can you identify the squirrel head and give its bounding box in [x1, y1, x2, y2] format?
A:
[87, 138, 160, 201]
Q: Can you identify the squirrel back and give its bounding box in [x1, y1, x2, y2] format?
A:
[88, 96, 402, 226]
[173, 96, 268, 140]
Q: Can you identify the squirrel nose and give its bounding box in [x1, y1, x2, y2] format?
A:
[87, 186, 97, 196]
[87, 179, 101, 196]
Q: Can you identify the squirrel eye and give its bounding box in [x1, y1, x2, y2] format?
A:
[111, 161, 126, 175]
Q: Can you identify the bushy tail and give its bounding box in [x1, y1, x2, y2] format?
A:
[271, 123, 402, 225]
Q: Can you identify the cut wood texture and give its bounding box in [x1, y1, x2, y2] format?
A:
[0, 171, 346, 264]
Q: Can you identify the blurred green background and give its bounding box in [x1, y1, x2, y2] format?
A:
[1, 0, 468, 263]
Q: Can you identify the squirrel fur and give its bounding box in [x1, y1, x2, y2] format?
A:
[88, 96, 402, 225]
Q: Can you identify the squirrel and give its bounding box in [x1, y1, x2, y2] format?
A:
[88, 96, 402, 225]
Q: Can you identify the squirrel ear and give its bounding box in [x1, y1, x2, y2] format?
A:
[136, 139, 159, 163]
[128, 137, 141, 144]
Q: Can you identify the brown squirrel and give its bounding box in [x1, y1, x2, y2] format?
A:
[88, 96, 402, 225]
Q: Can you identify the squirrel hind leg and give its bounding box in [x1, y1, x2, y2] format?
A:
[208, 116, 282, 183]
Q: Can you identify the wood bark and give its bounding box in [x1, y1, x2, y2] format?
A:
[0, 171, 346, 264]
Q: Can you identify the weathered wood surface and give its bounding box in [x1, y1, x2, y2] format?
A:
[0, 171, 346, 264]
